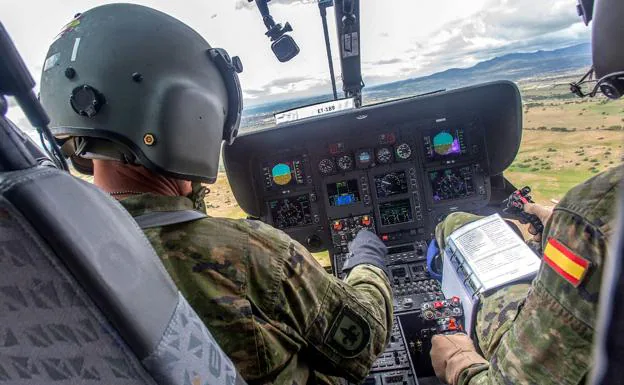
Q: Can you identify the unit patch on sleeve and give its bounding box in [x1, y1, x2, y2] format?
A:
[325, 306, 371, 357]
[543, 238, 590, 287]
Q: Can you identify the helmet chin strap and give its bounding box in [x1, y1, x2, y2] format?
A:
[189, 182, 209, 212]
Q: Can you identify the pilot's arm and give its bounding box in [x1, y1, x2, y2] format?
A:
[430, 165, 621, 385]
[249, 226, 393, 383]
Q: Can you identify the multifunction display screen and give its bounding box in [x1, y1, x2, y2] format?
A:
[269, 194, 312, 229]
[423, 128, 467, 161]
[429, 166, 475, 202]
[379, 199, 413, 226]
[262, 159, 305, 190]
[327, 180, 360, 207]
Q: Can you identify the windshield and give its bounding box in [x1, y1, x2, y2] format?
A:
[2, 0, 623, 267]
[5, 0, 594, 133]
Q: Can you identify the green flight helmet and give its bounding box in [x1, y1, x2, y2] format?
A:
[592, 0, 624, 99]
[40, 3, 243, 183]
[577, 0, 624, 99]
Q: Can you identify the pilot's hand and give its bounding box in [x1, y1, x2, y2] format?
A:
[342, 230, 389, 277]
[430, 334, 487, 385]
[524, 203, 553, 241]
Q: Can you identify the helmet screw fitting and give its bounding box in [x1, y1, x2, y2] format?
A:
[132, 72, 144, 83]
[65, 67, 76, 79]
[143, 133, 156, 146]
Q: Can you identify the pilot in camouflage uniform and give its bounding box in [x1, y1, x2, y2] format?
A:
[429, 0, 624, 381]
[119, 193, 393, 384]
[432, 164, 623, 385]
[38, 4, 393, 385]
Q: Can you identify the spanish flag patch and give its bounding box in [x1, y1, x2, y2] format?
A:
[543, 238, 590, 287]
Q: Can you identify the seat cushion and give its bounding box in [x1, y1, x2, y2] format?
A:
[0, 195, 155, 384]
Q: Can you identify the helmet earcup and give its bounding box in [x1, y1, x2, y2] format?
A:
[599, 78, 624, 100]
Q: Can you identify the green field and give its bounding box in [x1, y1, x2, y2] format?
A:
[506, 130, 623, 203]
[514, 76, 623, 200]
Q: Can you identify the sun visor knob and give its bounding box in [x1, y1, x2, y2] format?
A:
[70, 84, 105, 117]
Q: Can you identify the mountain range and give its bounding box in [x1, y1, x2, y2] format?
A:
[244, 43, 592, 118]
[365, 43, 592, 101]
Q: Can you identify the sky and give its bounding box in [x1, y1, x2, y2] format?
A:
[2, 0, 589, 127]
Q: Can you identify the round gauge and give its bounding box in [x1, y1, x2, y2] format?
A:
[318, 158, 336, 175]
[376, 147, 393, 164]
[337, 154, 354, 171]
[395, 143, 412, 160]
[380, 173, 402, 195]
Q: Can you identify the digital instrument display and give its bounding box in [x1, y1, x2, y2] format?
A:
[263, 159, 305, 190]
[392, 268, 407, 278]
[388, 244, 415, 254]
[424, 128, 467, 160]
[375, 171, 408, 198]
[269, 194, 312, 229]
[327, 179, 360, 206]
[379, 199, 413, 226]
[356, 149, 373, 168]
[429, 166, 475, 202]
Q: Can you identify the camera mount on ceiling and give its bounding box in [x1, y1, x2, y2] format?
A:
[249, 0, 300, 62]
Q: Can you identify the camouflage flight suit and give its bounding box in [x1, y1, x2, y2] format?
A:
[120, 195, 393, 385]
[435, 164, 623, 385]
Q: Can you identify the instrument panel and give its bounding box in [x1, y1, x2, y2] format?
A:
[253, 116, 489, 255]
[224, 81, 523, 384]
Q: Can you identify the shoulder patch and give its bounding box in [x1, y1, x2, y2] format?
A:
[325, 306, 371, 357]
[543, 238, 590, 287]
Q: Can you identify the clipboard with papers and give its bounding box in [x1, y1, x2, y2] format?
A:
[440, 214, 541, 335]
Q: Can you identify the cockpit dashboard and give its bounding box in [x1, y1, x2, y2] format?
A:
[224, 81, 522, 384]
[225, 81, 521, 250]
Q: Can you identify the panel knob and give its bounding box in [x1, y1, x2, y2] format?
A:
[306, 235, 322, 250]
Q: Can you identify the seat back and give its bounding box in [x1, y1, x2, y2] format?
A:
[0, 116, 244, 385]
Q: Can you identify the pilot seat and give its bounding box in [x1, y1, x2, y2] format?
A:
[0, 113, 245, 385]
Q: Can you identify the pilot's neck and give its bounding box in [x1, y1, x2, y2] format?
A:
[92, 159, 192, 199]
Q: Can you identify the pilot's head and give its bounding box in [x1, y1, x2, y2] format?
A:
[575, 0, 624, 99]
[39, 3, 243, 185]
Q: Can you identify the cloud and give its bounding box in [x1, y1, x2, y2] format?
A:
[424, 0, 582, 56]
[234, 0, 313, 10]
[242, 73, 337, 104]
[263, 75, 311, 88]
[268, 78, 329, 95]
[398, 0, 589, 78]
[243, 88, 267, 99]
[367, 58, 404, 66]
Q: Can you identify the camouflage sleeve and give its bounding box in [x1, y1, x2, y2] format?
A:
[245, 221, 393, 383]
[457, 165, 622, 385]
